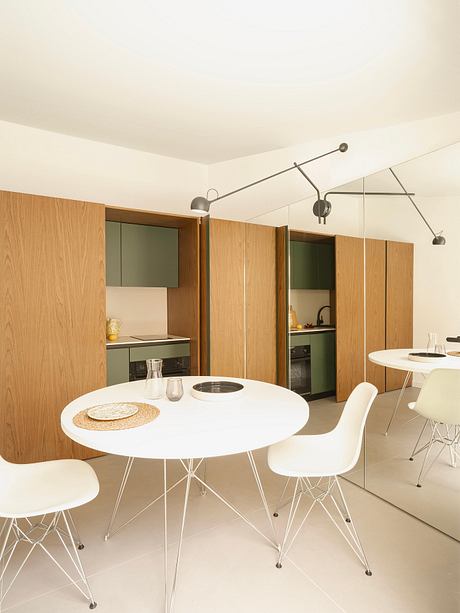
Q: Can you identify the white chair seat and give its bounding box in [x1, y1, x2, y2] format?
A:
[268, 432, 351, 477]
[0, 458, 99, 518]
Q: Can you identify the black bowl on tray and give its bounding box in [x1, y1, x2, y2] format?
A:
[191, 381, 244, 401]
[408, 352, 447, 363]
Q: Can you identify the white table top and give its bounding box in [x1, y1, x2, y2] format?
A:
[369, 349, 460, 374]
[61, 377, 309, 460]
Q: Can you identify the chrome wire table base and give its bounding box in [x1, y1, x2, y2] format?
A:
[384, 371, 412, 435]
[104, 453, 278, 613]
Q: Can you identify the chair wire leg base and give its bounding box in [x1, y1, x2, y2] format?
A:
[275, 477, 372, 576]
[384, 371, 411, 436]
[0, 512, 96, 609]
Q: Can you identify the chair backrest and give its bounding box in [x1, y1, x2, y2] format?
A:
[333, 381, 378, 473]
[414, 369, 460, 425]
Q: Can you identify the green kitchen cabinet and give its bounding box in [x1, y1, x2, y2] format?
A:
[106, 221, 122, 286]
[290, 241, 317, 289]
[121, 223, 178, 288]
[129, 342, 190, 362]
[310, 332, 336, 394]
[316, 243, 335, 289]
[290, 240, 334, 290]
[106, 348, 130, 386]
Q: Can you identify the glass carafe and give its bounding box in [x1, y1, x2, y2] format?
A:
[144, 358, 163, 399]
[426, 332, 438, 354]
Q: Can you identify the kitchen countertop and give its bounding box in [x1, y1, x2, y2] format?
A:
[106, 335, 190, 349]
[289, 327, 336, 334]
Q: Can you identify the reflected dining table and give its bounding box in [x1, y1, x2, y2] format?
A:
[368, 349, 460, 435]
[61, 376, 308, 612]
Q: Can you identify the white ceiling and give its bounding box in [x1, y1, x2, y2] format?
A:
[340, 142, 460, 196]
[0, 0, 459, 163]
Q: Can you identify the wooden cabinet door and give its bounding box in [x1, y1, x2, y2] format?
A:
[335, 235, 365, 402]
[105, 221, 122, 286]
[365, 238, 386, 393]
[0, 191, 106, 462]
[245, 223, 277, 384]
[310, 332, 336, 394]
[121, 223, 178, 287]
[386, 241, 413, 391]
[209, 219, 245, 377]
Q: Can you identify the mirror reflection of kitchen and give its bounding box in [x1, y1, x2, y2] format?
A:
[361, 142, 460, 541]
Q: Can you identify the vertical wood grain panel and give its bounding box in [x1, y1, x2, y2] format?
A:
[167, 218, 200, 375]
[209, 219, 245, 377]
[365, 238, 386, 393]
[0, 191, 106, 463]
[335, 235, 365, 402]
[386, 240, 414, 391]
[276, 226, 289, 387]
[245, 224, 277, 384]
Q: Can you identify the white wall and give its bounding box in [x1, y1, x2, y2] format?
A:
[0, 120, 208, 214]
[106, 287, 168, 336]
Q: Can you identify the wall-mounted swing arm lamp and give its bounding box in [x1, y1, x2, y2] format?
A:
[388, 167, 445, 245]
[324, 169, 446, 246]
[190, 143, 348, 217]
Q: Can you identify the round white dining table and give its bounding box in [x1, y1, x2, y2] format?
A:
[61, 376, 308, 612]
[369, 349, 460, 434]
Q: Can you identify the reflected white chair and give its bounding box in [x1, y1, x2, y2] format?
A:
[0, 456, 99, 609]
[268, 382, 377, 575]
[407, 369, 460, 487]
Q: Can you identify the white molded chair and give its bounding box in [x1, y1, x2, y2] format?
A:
[268, 382, 377, 575]
[0, 456, 99, 609]
[407, 369, 460, 487]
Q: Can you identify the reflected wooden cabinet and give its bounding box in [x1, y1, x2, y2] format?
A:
[335, 236, 413, 401]
[202, 219, 277, 384]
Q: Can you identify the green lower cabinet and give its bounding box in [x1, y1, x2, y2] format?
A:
[310, 332, 336, 395]
[107, 348, 130, 386]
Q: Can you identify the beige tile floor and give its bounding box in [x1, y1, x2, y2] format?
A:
[2, 442, 459, 613]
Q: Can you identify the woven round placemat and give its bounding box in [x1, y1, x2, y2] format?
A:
[447, 351, 460, 357]
[73, 402, 160, 431]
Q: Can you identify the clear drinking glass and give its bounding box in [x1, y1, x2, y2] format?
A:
[427, 332, 438, 353]
[435, 343, 446, 355]
[166, 377, 184, 402]
[144, 359, 163, 399]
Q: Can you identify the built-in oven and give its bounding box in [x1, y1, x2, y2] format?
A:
[290, 344, 311, 397]
[129, 355, 190, 381]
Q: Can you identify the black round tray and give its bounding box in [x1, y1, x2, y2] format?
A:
[409, 352, 445, 358]
[192, 381, 244, 394]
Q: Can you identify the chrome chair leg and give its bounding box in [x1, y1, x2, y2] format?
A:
[409, 418, 429, 460]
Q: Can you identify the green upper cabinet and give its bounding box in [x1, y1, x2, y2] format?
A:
[106, 221, 122, 286]
[290, 241, 316, 289]
[106, 221, 179, 287]
[290, 240, 334, 290]
[310, 331, 336, 394]
[316, 243, 335, 289]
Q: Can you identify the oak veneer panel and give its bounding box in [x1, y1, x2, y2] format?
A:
[245, 224, 277, 384]
[276, 226, 289, 387]
[0, 191, 106, 462]
[386, 240, 414, 391]
[167, 219, 201, 375]
[365, 238, 386, 393]
[209, 219, 245, 377]
[199, 217, 210, 375]
[335, 235, 365, 402]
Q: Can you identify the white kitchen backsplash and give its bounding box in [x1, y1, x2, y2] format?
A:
[289, 289, 331, 326]
[106, 287, 168, 336]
